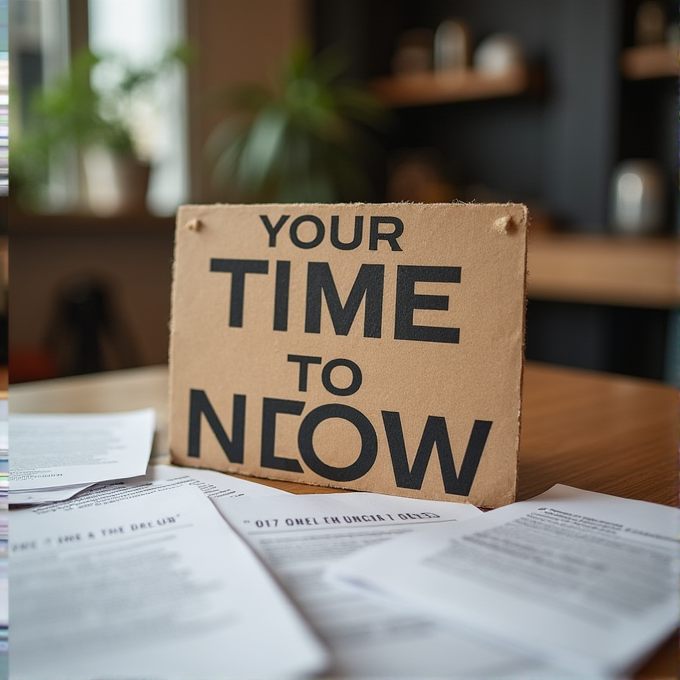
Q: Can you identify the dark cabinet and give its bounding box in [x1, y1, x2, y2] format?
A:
[311, 0, 679, 382]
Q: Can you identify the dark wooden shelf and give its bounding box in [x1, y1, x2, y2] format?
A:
[621, 44, 678, 80]
[9, 208, 176, 235]
[527, 233, 680, 308]
[371, 65, 530, 107]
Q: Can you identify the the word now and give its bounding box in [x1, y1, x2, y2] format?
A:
[187, 389, 492, 497]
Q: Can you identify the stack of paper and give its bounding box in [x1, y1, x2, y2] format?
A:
[11, 482, 327, 679]
[214, 492, 574, 678]
[30, 463, 290, 516]
[0, 400, 6, 498]
[9, 409, 156, 504]
[326, 485, 680, 679]
[0, 399, 6, 676]
[10, 401, 678, 679]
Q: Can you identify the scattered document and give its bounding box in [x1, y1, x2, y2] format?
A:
[0, 399, 6, 503]
[9, 482, 99, 505]
[328, 485, 680, 678]
[0, 399, 6, 656]
[12, 462, 287, 507]
[11, 483, 328, 680]
[9, 408, 156, 499]
[215, 492, 572, 678]
[0, 398, 6, 453]
[132, 463, 291, 499]
[25, 463, 289, 516]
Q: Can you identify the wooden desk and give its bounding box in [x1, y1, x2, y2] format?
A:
[10, 362, 679, 677]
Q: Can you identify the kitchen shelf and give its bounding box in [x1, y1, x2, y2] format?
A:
[371, 65, 530, 107]
[527, 233, 680, 308]
[620, 44, 678, 80]
[9, 208, 176, 235]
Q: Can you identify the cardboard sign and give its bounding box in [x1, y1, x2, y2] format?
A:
[169, 203, 527, 507]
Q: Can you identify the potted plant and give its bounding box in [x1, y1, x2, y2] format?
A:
[206, 44, 387, 203]
[13, 44, 190, 215]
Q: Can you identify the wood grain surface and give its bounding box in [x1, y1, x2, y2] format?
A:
[11, 362, 677, 504]
[10, 362, 679, 677]
[527, 234, 680, 308]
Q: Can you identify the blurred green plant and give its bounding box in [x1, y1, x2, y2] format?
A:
[11, 43, 191, 208]
[206, 44, 387, 203]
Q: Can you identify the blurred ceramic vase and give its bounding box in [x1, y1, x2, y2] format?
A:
[473, 33, 524, 74]
[610, 160, 666, 235]
[634, 0, 666, 45]
[81, 147, 151, 216]
[392, 29, 434, 75]
[434, 19, 470, 72]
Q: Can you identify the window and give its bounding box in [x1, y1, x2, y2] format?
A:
[11, 0, 74, 209]
[0, 0, 7, 195]
[88, 0, 187, 214]
[9, 0, 188, 214]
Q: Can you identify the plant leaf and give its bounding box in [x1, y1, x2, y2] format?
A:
[237, 104, 288, 192]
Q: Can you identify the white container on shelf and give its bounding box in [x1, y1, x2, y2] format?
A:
[473, 33, 524, 74]
[610, 159, 666, 236]
[434, 19, 470, 72]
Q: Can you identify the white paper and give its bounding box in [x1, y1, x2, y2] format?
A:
[215, 491, 571, 678]
[10, 409, 156, 492]
[0, 400, 5, 632]
[131, 463, 291, 499]
[0, 399, 6, 450]
[11, 483, 328, 680]
[9, 482, 98, 505]
[0, 561, 5, 626]
[21, 464, 290, 517]
[329, 485, 680, 677]
[12, 463, 287, 507]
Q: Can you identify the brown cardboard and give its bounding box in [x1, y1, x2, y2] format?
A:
[169, 203, 527, 507]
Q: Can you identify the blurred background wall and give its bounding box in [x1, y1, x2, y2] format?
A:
[9, 0, 306, 380]
[7, 0, 679, 385]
